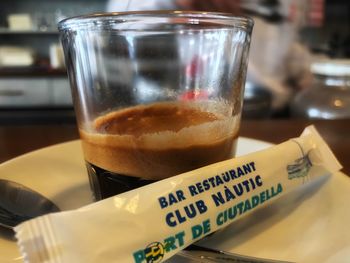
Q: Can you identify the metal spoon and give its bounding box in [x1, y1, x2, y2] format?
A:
[177, 245, 294, 263]
[0, 179, 59, 229]
[0, 179, 292, 262]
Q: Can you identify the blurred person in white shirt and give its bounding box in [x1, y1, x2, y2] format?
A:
[106, 0, 311, 113]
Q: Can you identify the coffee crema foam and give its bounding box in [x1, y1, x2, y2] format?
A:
[80, 101, 240, 180]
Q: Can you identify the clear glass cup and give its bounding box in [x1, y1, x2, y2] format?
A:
[292, 59, 350, 119]
[58, 11, 253, 200]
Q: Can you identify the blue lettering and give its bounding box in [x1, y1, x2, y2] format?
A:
[243, 164, 252, 174]
[176, 190, 186, 202]
[237, 167, 245, 177]
[256, 175, 263, 186]
[215, 175, 224, 186]
[208, 177, 215, 187]
[196, 182, 204, 193]
[196, 200, 208, 214]
[158, 197, 168, 209]
[166, 213, 177, 227]
[169, 193, 178, 206]
[175, 210, 187, 224]
[222, 171, 231, 182]
[184, 204, 197, 218]
[229, 169, 237, 179]
[203, 180, 210, 190]
[250, 162, 256, 171]
[211, 192, 225, 207]
[188, 185, 198, 196]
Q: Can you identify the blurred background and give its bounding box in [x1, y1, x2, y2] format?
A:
[0, 0, 349, 124]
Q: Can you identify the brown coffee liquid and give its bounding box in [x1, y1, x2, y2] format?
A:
[81, 101, 239, 200]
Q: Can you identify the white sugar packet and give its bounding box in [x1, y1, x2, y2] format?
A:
[15, 125, 342, 263]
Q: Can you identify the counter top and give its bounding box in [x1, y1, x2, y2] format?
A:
[0, 67, 67, 77]
[0, 119, 349, 175]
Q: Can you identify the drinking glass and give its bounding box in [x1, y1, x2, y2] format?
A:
[59, 11, 253, 200]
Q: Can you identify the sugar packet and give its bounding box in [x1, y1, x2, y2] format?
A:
[15, 126, 342, 263]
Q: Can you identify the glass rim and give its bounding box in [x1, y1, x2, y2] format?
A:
[58, 10, 254, 32]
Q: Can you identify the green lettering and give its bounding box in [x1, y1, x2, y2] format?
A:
[191, 225, 203, 239]
[164, 236, 176, 252]
[216, 212, 224, 226]
[175, 231, 185, 247]
[133, 250, 145, 263]
[260, 191, 266, 203]
[202, 219, 211, 235]
[277, 183, 283, 194]
[252, 195, 260, 208]
[243, 199, 252, 213]
[236, 202, 244, 214]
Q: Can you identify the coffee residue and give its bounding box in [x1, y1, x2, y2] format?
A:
[80, 101, 240, 180]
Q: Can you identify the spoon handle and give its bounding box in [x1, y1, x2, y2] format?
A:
[0, 179, 60, 229]
[176, 244, 295, 263]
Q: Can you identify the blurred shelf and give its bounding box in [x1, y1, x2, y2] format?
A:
[0, 107, 75, 124]
[0, 29, 59, 35]
[0, 67, 67, 77]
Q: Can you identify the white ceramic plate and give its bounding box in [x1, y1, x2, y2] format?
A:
[0, 138, 349, 263]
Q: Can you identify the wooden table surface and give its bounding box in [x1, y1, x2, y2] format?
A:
[0, 119, 349, 175]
